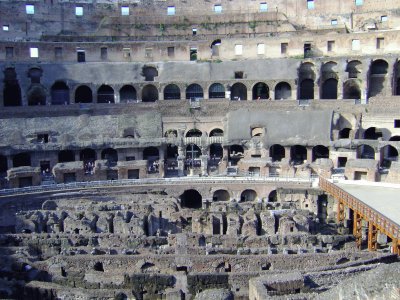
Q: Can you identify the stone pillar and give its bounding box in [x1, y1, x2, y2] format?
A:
[7, 156, 13, 169]
[337, 78, 343, 100]
[177, 146, 185, 176]
[247, 90, 252, 101]
[285, 146, 291, 161]
[75, 152, 80, 162]
[307, 148, 313, 163]
[269, 89, 274, 100]
[203, 90, 209, 100]
[180, 90, 185, 100]
[158, 91, 164, 101]
[200, 146, 209, 176]
[361, 59, 370, 100]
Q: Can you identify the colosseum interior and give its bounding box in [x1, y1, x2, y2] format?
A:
[0, 0, 400, 299]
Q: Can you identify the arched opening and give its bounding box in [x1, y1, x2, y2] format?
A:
[93, 262, 104, 272]
[28, 68, 42, 84]
[142, 85, 158, 102]
[143, 147, 159, 160]
[380, 145, 398, 168]
[209, 83, 225, 99]
[185, 144, 201, 159]
[166, 144, 178, 158]
[3, 68, 22, 106]
[240, 189, 257, 202]
[339, 128, 351, 139]
[312, 145, 329, 161]
[210, 143, 223, 167]
[80, 149, 96, 174]
[51, 81, 70, 105]
[363, 127, 382, 140]
[164, 84, 180, 100]
[13, 153, 31, 167]
[230, 83, 247, 100]
[58, 150, 75, 163]
[186, 129, 202, 137]
[346, 60, 362, 79]
[390, 136, 400, 141]
[80, 148, 96, 162]
[290, 145, 307, 164]
[101, 148, 118, 163]
[299, 79, 314, 100]
[209, 128, 224, 137]
[143, 147, 160, 173]
[229, 145, 244, 166]
[97, 85, 114, 103]
[186, 84, 203, 99]
[27, 85, 46, 106]
[274, 82, 291, 100]
[252, 82, 269, 100]
[75, 85, 93, 103]
[368, 59, 388, 98]
[357, 145, 375, 159]
[270, 144, 285, 162]
[213, 189, 230, 202]
[165, 129, 178, 138]
[321, 78, 338, 99]
[211, 39, 221, 56]
[142, 66, 158, 81]
[268, 190, 277, 202]
[119, 85, 137, 103]
[343, 80, 361, 100]
[180, 189, 202, 209]
[0, 155, 7, 173]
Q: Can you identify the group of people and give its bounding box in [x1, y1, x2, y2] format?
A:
[148, 160, 159, 173]
[84, 161, 95, 175]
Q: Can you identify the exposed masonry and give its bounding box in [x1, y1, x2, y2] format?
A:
[0, 0, 400, 299]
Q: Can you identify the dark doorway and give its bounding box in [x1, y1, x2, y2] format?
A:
[13, 153, 31, 167]
[97, 85, 114, 103]
[51, 81, 70, 105]
[312, 145, 329, 161]
[180, 189, 202, 209]
[75, 85, 93, 103]
[270, 144, 285, 161]
[164, 84, 180, 100]
[142, 66, 158, 81]
[119, 85, 137, 103]
[213, 189, 230, 202]
[142, 85, 158, 102]
[321, 78, 338, 99]
[230, 83, 247, 100]
[186, 84, 203, 99]
[58, 150, 75, 163]
[252, 82, 269, 100]
[240, 189, 257, 202]
[3, 68, 22, 106]
[299, 79, 314, 100]
[275, 82, 291, 100]
[291, 145, 307, 164]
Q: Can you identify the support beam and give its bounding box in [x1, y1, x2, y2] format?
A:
[337, 200, 345, 223]
[368, 222, 378, 251]
[353, 211, 362, 250]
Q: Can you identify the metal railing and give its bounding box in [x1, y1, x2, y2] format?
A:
[0, 174, 318, 196]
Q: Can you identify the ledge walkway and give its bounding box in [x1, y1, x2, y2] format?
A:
[319, 177, 400, 254]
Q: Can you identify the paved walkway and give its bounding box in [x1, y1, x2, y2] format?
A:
[335, 180, 400, 227]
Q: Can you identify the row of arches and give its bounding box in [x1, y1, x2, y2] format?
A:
[3, 81, 294, 106]
[298, 59, 400, 100]
[180, 188, 277, 209]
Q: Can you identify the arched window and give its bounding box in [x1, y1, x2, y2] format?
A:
[252, 82, 269, 100]
[270, 144, 285, 161]
[380, 145, 398, 168]
[213, 190, 230, 202]
[101, 148, 118, 163]
[142, 85, 158, 102]
[143, 147, 159, 160]
[51, 81, 70, 105]
[343, 80, 361, 100]
[164, 84, 180, 100]
[97, 85, 114, 103]
[321, 78, 338, 99]
[119, 85, 137, 103]
[3, 68, 22, 106]
[186, 129, 202, 137]
[312, 145, 329, 161]
[209, 128, 224, 137]
[368, 59, 388, 98]
[363, 127, 382, 140]
[186, 84, 203, 99]
[274, 82, 291, 100]
[180, 189, 202, 209]
[75, 85, 93, 103]
[209, 83, 225, 99]
[230, 83, 247, 100]
[142, 66, 158, 81]
[299, 79, 314, 100]
[290, 145, 307, 164]
[240, 189, 257, 202]
[58, 150, 75, 163]
[357, 145, 375, 159]
[27, 85, 46, 106]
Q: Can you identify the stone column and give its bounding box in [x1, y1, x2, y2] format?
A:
[177, 146, 185, 177]
[200, 146, 209, 176]
[284, 146, 291, 161]
[307, 147, 313, 163]
[247, 90, 252, 101]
